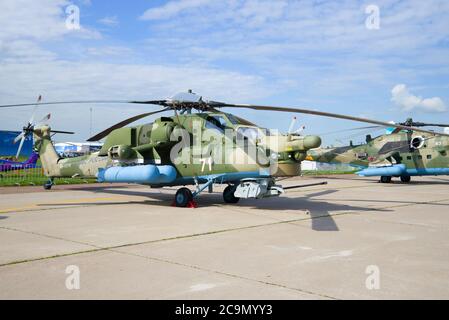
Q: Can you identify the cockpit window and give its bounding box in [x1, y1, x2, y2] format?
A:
[237, 127, 259, 141]
[226, 114, 240, 125]
[205, 115, 228, 133]
[236, 127, 274, 144]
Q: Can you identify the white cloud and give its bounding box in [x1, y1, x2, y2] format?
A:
[79, 0, 92, 6]
[0, 61, 272, 140]
[140, 0, 211, 20]
[237, 0, 287, 27]
[98, 16, 119, 27]
[86, 46, 132, 56]
[0, 0, 69, 41]
[0, 0, 101, 64]
[0, 0, 99, 41]
[2, 0, 449, 144]
[391, 84, 447, 113]
[0, 0, 277, 141]
[0, 61, 270, 102]
[139, 0, 449, 87]
[0, 40, 57, 62]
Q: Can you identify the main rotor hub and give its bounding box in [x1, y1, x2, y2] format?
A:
[167, 91, 214, 112]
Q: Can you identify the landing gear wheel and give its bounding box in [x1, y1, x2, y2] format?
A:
[175, 187, 193, 207]
[44, 179, 54, 190]
[223, 185, 240, 204]
[400, 176, 411, 183]
[380, 176, 392, 183]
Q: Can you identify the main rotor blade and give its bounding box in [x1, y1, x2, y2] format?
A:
[86, 108, 169, 142]
[36, 113, 51, 126]
[0, 100, 169, 108]
[50, 130, 75, 135]
[218, 104, 449, 137]
[407, 122, 449, 128]
[0, 100, 123, 108]
[129, 100, 170, 106]
[317, 125, 382, 136]
[233, 115, 257, 126]
[29, 95, 43, 125]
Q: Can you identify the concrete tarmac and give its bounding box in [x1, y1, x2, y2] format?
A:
[1, 175, 449, 299]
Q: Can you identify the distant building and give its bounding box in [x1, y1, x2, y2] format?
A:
[0, 130, 33, 157]
[54, 142, 103, 158]
[301, 160, 356, 172]
[301, 160, 318, 171]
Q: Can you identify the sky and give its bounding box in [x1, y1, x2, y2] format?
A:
[1, 0, 448, 145]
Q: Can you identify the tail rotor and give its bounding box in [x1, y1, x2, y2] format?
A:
[13, 96, 51, 159]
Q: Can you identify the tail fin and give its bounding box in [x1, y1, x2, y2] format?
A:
[33, 126, 61, 177]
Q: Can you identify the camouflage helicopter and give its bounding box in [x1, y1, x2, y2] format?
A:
[307, 118, 449, 183]
[1, 92, 446, 206]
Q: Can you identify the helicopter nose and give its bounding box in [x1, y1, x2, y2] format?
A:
[303, 135, 321, 149]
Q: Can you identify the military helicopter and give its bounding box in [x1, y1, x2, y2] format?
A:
[1, 92, 447, 206]
[307, 118, 449, 183]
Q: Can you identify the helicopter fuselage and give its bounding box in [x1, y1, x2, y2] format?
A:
[34, 112, 321, 194]
[308, 131, 449, 181]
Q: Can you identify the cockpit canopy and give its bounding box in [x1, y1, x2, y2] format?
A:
[202, 113, 272, 142]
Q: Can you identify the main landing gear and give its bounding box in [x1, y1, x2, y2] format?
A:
[380, 176, 392, 183]
[223, 185, 240, 204]
[380, 176, 412, 183]
[43, 178, 54, 190]
[173, 183, 241, 207]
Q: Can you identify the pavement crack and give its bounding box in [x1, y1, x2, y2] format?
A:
[109, 248, 337, 300]
[3, 196, 449, 267]
[0, 225, 100, 249]
[0, 214, 345, 267]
